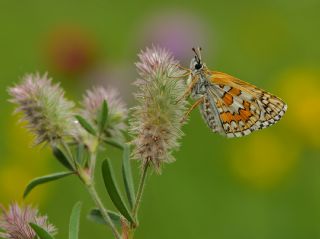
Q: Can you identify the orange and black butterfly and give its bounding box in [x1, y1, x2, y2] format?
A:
[179, 47, 287, 138]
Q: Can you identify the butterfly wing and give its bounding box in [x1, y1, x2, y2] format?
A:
[200, 70, 287, 138]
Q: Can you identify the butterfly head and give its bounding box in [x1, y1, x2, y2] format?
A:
[190, 47, 204, 72]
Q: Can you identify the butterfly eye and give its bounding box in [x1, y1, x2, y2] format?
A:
[195, 63, 202, 70]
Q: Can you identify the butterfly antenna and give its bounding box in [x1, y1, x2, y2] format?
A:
[192, 47, 201, 63]
[197, 46, 202, 61]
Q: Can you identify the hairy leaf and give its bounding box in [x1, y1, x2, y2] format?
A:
[23, 172, 74, 198]
[101, 159, 134, 223]
[122, 145, 135, 208]
[69, 202, 82, 239]
[88, 208, 121, 227]
[29, 223, 55, 239]
[75, 115, 96, 136]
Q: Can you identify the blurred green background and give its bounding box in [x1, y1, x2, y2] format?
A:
[1, 0, 320, 238]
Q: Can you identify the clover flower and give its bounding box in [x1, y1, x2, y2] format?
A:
[0, 203, 57, 239]
[130, 46, 188, 173]
[8, 73, 78, 145]
[81, 86, 128, 141]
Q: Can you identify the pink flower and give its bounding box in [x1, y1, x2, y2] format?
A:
[130, 46, 188, 173]
[0, 203, 57, 239]
[81, 86, 128, 141]
[8, 73, 79, 145]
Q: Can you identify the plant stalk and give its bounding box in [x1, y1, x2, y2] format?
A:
[87, 183, 121, 239]
[132, 162, 149, 220]
[89, 151, 97, 180]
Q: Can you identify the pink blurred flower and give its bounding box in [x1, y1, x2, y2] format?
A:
[0, 203, 57, 239]
[137, 10, 211, 64]
[82, 63, 135, 103]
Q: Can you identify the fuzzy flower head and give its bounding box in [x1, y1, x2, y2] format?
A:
[81, 86, 127, 141]
[130, 46, 188, 173]
[0, 203, 57, 239]
[8, 73, 78, 145]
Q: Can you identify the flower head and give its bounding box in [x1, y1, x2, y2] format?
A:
[0, 203, 57, 239]
[8, 73, 78, 145]
[130, 46, 188, 173]
[81, 86, 127, 141]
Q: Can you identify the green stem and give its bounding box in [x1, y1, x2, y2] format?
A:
[61, 141, 78, 171]
[132, 162, 149, 220]
[128, 228, 135, 239]
[87, 184, 121, 239]
[89, 151, 97, 181]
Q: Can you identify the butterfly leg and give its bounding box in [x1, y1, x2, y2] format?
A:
[168, 71, 190, 79]
[168, 65, 191, 79]
[174, 64, 192, 72]
[180, 96, 204, 123]
[176, 75, 199, 103]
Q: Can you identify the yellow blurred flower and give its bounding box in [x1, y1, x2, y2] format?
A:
[0, 116, 50, 203]
[228, 132, 299, 189]
[278, 67, 320, 148]
[0, 165, 44, 203]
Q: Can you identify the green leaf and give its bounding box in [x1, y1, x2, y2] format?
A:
[23, 172, 74, 198]
[101, 159, 135, 223]
[122, 145, 135, 208]
[103, 138, 124, 150]
[87, 208, 121, 227]
[29, 223, 55, 239]
[75, 115, 96, 136]
[52, 146, 74, 171]
[69, 202, 82, 239]
[76, 144, 85, 166]
[97, 100, 108, 133]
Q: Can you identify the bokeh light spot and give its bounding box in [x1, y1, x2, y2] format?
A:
[278, 67, 320, 148]
[42, 25, 99, 76]
[136, 9, 212, 64]
[229, 133, 299, 189]
[0, 115, 50, 203]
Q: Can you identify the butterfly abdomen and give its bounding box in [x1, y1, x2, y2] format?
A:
[199, 95, 226, 136]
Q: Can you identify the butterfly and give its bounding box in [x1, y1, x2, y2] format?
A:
[178, 47, 287, 138]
